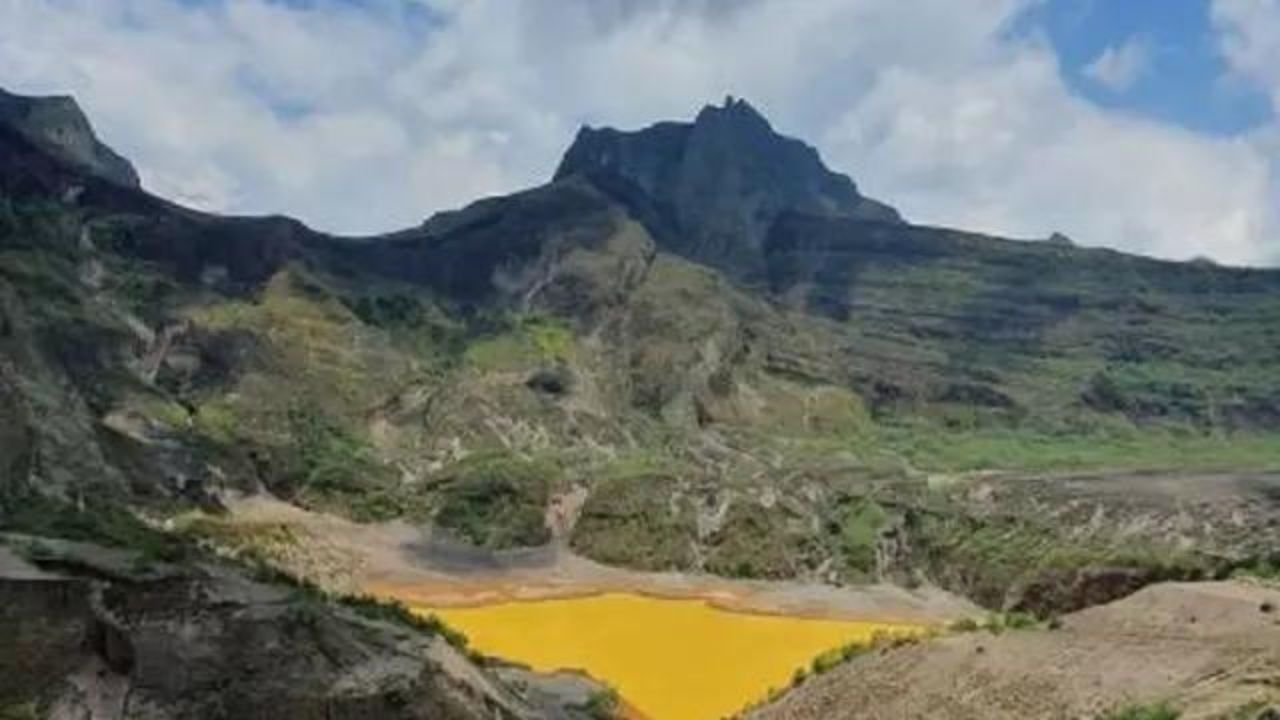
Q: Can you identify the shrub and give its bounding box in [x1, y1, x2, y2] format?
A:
[434, 453, 554, 548]
[340, 594, 471, 650]
[581, 687, 621, 720]
[3, 493, 189, 562]
[287, 403, 380, 493]
[806, 630, 922, 677]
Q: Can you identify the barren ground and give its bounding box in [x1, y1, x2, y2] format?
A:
[748, 580, 1280, 720]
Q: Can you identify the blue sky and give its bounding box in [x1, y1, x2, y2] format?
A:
[1, 0, 1278, 265]
[1023, 0, 1273, 135]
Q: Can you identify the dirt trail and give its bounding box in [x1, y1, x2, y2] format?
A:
[218, 494, 977, 623]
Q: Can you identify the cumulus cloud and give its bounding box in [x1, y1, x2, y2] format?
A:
[1084, 37, 1150, 92]
[1211, 0, 1280, 264]
[0, 0, 1275, 265]
[1214, 0, 1280, 104]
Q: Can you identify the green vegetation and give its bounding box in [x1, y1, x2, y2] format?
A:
[704, 502, 815, 579]
[525, 315, 575, 361]
[579, 687, 622, 720]
[338, 593, 471, 652]
[209, 545, 475, 652]
[947, 611, 1039, 634]
[136, 395, 191, 430]
[598, 450, 684, 480]
[192, 401, 239, 444]
[878, 422, 1280, 474]
[808, 630, 921, 676]
[186, 269, 416, 419]
[569, 473, 697, 570]
[464, 314, 576, 371]
[176, 516, 302, 569]
[1230, 558, 1280, 583]
[780, 630, 926, 696]
[912, 512, 1209, 611]
[345, 292, 435, 331]
[733, 633, 923, 719]
[434, 453, 555, 549]
[1, 493, 188, 563]
[835, 499, 889, 574]
[282, 403, 404, 521]
[808, 642, 872, 676]
[287, 403, 380, 492]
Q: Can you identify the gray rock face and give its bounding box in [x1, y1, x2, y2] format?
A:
[0, 88, 141, 189]
[0, 542, 594, 720]
[554, 96, 900, 281]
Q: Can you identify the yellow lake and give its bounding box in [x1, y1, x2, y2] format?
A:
[419, 592, 924, 720]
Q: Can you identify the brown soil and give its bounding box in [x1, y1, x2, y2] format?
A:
[749, 580, 1280, 720]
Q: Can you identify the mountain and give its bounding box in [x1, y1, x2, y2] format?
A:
[1, 88, 1278, 717]
[0, 88, 140, 189]
[555, 96, 900, 280]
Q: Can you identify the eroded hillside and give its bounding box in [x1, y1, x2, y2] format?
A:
[1, 89, 1278, 629]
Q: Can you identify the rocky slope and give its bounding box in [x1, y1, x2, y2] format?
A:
[555, 96, 900, 280]
[0, 538, 606, 720]
[0, 84, 1277, 636]
[0, 88, 139, 189]
[747, 581, 1280, 720]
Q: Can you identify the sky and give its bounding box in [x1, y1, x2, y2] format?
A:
[1, 0, 1278, 266]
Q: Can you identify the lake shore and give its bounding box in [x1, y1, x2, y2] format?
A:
[218, 493, 979, 624]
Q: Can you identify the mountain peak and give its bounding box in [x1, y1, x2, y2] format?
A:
[0, 87, 140, 188]
[694, 95, 773, 131]
[554, 97, 900, 280]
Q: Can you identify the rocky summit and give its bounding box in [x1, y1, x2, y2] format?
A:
[555, 96, 900, 280]
[0, 89, 140, 189]
[1, 88, 1279, 719]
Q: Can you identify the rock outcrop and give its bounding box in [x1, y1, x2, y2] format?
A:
[0, 540, 599, 720]
[555, 96, 900, 281]
[0, 89, 140, 189]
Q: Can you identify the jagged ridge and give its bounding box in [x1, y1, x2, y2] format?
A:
[555, 96, 900, 281]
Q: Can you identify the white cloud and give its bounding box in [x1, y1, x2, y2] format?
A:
[826, 52, 1275, 265]
[0, 0, 1275, 265]
[1213, 0, 1280, 105]
[1084, 37, 1149, 92]
[1211, 0, 1280, 264]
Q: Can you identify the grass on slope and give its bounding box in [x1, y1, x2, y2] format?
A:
[878, 422, 1280, 474]
[432, 452, 555, 549]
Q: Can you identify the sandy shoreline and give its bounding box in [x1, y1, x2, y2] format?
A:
[366, 576, 964, 626]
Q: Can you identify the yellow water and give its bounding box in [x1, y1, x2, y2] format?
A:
[419, 592, 923, 720]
